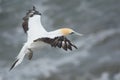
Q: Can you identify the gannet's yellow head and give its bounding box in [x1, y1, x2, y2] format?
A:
[60, 28, 83, 36]
[60, 28, 73, 36]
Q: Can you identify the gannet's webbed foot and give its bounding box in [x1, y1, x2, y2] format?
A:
[28, 48, 33, 60]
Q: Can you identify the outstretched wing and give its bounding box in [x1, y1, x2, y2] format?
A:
[22, 6, 41, 33]
[22, 7, 47, 41]
[34, 36, 78, 51]
[10, 43, 33, 70]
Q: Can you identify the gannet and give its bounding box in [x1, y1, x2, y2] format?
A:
[10, 6, 83, 70]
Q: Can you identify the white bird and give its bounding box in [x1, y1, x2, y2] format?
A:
[10, 6, 83, 70]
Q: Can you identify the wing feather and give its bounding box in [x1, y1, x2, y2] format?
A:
[34, 36, 78, 51]
[22, 7, 47, 41]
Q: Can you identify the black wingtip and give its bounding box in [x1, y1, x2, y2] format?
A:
[33, 6, 36, 10]
[9, 59, 19, 71]
[72, 45, 78, 49]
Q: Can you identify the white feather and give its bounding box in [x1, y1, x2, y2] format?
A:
[16, 43, 28, 59]
[27, 15, 47, 41]
[10, 42, 29, 70]
[27, 15, 63, 39]
[47, 29, 63, 38]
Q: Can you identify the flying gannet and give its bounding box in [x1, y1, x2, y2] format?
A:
[10, 6, 83, 70]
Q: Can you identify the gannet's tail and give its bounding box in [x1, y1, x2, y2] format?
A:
[10, 43, 31, 70]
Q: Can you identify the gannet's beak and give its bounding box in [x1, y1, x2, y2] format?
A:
[73, 31, 83, 36]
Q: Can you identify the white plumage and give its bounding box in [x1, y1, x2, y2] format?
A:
[28, 15, 47, 41]
[10, 6, 83, 70]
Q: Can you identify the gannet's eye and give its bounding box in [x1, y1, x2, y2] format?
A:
[70, 32, 74, 35]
